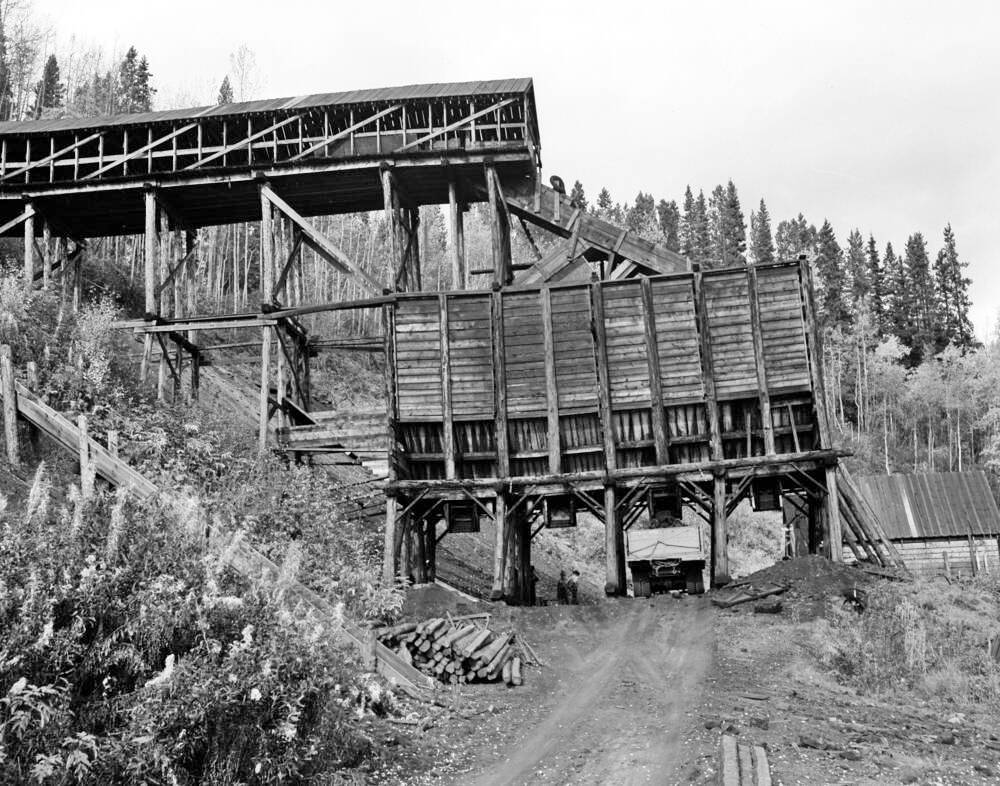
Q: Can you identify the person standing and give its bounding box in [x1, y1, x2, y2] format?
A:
[567, 570, 580, 605]
[556, 570, 568, 604]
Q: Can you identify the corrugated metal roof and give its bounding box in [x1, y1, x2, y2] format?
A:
[856, 471, 1000, 539]
[0, 77, 534, 135]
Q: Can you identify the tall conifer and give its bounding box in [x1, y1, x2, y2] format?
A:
[749, 198, 774, 265]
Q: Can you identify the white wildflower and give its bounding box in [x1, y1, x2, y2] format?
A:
[249, 687, 262, 702]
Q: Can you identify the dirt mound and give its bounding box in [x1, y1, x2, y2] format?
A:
[732, 555, 873, 600]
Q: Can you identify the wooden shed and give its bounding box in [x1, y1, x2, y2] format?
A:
[851, 471, 1000, 577]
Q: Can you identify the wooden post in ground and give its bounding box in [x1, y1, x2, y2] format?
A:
[491, 493, 508, 600]
[824, 465, 843, 561]
[140, 190, 157, 384]
[425, 512, 437, 581]
[258, 325, 271, 455]
[412, 517, 427, 583]
[78, 414, 93, 499]
[41, 219, 51, 290]
[712, 473, 730, 586]
[448, 180, 465, 289]
[605, 484, 626, 595]
[0, 345, 19, 468]
[23, 203, 34, 292]
[384, 494, 398, 584]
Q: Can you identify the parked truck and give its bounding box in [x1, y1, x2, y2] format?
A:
[626, 525, 707, 596]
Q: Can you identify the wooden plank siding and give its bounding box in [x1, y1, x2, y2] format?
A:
[391, 261, 819, 482]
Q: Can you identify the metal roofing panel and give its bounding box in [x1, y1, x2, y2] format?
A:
[856, 471, 1000, 539]
[0, 78, 534, 135]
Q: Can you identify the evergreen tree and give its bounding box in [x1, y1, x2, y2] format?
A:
[693, 190, 711, 266]
[866, 235, 886, 334]
[749, 198, 774, 265]
[902, 232, 936, 362]
[117, 46, 138, 111]
[218, 75, 234, 104]
[845, 229, 869, 303]
[884, 241, 910, 347]
[626, 192, 656, 237]
[0, 18, 14, 121]
[131, 56, 154, 111]
[569, 180, 587, 211]
[32, 54, 63, 118]
[656, 199, 680, 251]
[723, 180, 746, 264]
[774, 214, 817, 261]
[681, 186, 696, 257]
[933, 223, 974, 350]
[814, 220, 849, 328]
[596, 187, 613, 217]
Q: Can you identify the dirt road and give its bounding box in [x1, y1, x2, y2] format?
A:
[457, 595, 713, 786]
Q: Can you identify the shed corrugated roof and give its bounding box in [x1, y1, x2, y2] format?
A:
[0, 77, 534, 135]
[856, 471, 1000, 539]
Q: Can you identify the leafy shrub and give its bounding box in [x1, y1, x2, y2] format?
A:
[0, 465, 385, 784]
[809, 578, 1000, 703]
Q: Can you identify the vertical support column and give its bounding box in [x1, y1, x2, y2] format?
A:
[490, 493, 508, 600]
[381, 166, 406, 291]
[591, 280, 618, 477]
[640, 277, 670, 464]
[485, 164, 512, 287]
[712, 473, 730, 586]
[23, 203, 34, 292]
[425, 510, 437, 581]
[448, 179, 466, 289]
[383, 495, 398, 585]
[185, 230, 198, 402]
[693, 268, 723, 460]
[407, 207, 422, 291]
[746, 264, 775, 455]
[41, 219, 51, 290]
[258, 325, 271, 455]
[825, 465, 843, 562]
[412, 517, 427, 583]
[156, 208, 171, 402]
[604, 484, 625, 595]
[382, 301, 400, 585]
[541, 287, 561, 474]
[259, 183, 274, 303]
[799, 260, 831, 448]
[140, 190, 158, 384]
[275, 325, 286, 430]
[491, 289, 510, 480]
[439, 294, 455, 479]
[0, 345, 19, 468]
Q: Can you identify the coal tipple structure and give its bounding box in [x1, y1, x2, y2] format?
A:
[0, 77, 846, 602]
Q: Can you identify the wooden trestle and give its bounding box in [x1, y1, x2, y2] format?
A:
[0, 77, 845, 604]
[384, 259, 846, 602]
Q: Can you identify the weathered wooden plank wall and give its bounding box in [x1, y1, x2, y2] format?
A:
[391, 261, 819, 481]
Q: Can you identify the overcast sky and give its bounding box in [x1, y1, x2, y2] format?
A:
[34, 0, 1000, 337]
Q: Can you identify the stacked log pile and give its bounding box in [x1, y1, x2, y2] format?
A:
[376, 616, 534, 686]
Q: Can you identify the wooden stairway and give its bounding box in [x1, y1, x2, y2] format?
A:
[3, 382, 432, 692]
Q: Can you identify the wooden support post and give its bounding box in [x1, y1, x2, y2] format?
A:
[799, 261, 832, 448]
[141, 190, 157, 384]
[275, 325, 286, 430]
[448, 180, 465, 289]
[541, 287, 561, 474]
[0, 345, 19, 467]
[518, 507, 532, 603]
[712, 473, 730, 586]
[407, 206, 422, 290]
[424, 512, 437, 582]
[490, 494, 508, 600]
[260, 184, 274, 302]
[491, 290, 510, 479]
[825, 465, 843, 562]
[590, 281, 618, 474]
[605, 484, 625, 595]
[41, 219, 51, 290]
[641, 277, 670, 464]
[504, 501, 519, 599]
[485, 164, 512, 287]
[23, 203, 34, 292]
[383, 495, 398, 585]
[412, 517, 427, 583]
[381, 167, 405, 291]
[24, 360, 38, 453]
[400, 515, 412, 583]
[693, 269, 723, 460]
[157, 209, 171, 402]
[258, 325, 271, 455]
[746, 264, 775, 455]
[439, 295, 455, 479]
[78, 414, 93, 499]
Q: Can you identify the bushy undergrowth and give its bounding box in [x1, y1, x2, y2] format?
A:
[726, 504, 784, 578]
[809, 577, 1000, 704]
[0, 466, 387, 784]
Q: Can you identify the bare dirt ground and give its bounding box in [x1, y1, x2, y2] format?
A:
[375, 563, 1000, 786]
